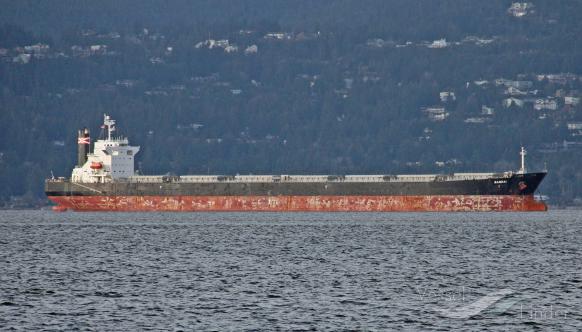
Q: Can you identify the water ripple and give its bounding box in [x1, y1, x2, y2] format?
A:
[0, 210, 580, 330]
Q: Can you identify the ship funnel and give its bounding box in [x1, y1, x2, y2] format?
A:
[77, 127, 90, 167]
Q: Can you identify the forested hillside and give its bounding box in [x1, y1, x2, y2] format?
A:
[1, 1, 582, 207]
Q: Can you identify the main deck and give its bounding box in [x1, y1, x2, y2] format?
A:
[129, 172, 514, 184]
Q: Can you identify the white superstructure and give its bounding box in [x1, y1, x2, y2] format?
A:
[72, 115, 140, 183]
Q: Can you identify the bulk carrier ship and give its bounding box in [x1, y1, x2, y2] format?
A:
[46, 115, 547, 212]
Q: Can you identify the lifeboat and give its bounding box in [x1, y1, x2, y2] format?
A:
[90, 161, 103, 169]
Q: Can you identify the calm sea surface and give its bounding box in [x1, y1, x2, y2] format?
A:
[0, 210, 580, 331]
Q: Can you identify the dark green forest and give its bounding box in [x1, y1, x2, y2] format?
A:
[1, 1, 582, 207]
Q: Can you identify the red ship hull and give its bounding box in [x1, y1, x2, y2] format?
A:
[48, 195, 547, 212]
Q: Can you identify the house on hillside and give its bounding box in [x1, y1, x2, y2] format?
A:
[537, 73, 578, 85]
[89, 45, 107, 55]
[496, 79, 533, 90]
[534, 98, 558, 111]
[195, 39, 238, 53]
[244, 45, 258, 55]
[224, 45, 238, 53]
[503, 98, 524, 108]
[481, 106, 495, 115]
[71, 45, 90, 57]
[422, 107, 449, 121]
[12, 53, 31, 64]
[428, 39, 449, 49]
[366, 38, 392, 48]
[115, 79, 139, 88]
[565, 96, 580, 106]
[464, 117, 490, 124]
[508, 3, 534, 17]
[439, 91, 456, 102]
[505, 86, 528, 96]
[24, 43, 50, 54]
[567, 123, 582, 136]
[264, 32, 293, 40]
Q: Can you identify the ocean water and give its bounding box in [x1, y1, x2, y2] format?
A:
[0, 210, 580, 331]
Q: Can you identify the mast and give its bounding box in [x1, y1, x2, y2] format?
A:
[103, 114, 116, 140]
[518, 146, 527, 174]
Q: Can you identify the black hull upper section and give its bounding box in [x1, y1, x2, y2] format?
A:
[46, 172, 546, 197]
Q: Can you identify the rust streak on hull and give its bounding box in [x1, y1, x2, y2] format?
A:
[48, 195, 547, 212]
